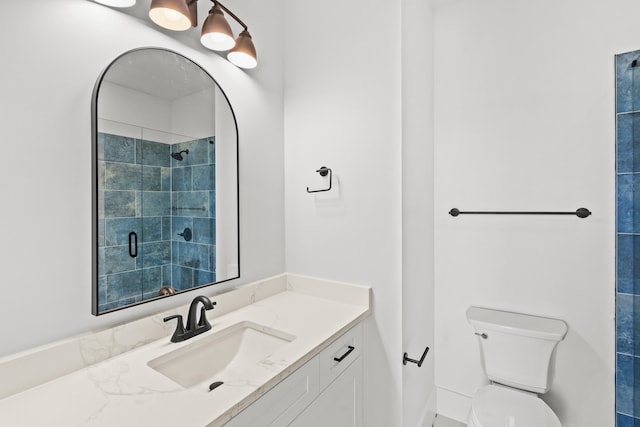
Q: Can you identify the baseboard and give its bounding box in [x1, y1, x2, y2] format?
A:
[420, 410, 437, 427]
[436, 387, 471, 423]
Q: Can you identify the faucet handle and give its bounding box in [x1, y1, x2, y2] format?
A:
[164, 314, 186, 343]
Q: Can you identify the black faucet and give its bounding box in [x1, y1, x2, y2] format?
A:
[163, 295, 217, 343]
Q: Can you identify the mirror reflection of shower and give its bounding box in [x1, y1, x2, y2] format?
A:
[171, 149, 189, 161]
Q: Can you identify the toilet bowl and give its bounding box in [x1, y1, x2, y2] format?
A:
[465, 306, 567, 427]
[467, 384, 561, 427]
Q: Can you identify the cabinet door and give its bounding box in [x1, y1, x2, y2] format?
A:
[223, 357, 319, 427]
[289, 356, 363, 427]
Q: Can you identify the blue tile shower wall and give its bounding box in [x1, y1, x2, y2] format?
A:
[97, 134, 216, 311]
[617, 49, 640, 426]
[169, 137, 216, 292]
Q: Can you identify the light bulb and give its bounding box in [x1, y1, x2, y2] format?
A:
[201, 33, 236, 51]
[227, 51, 257, 69]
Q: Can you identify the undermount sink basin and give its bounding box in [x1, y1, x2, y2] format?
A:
[148, 321, 295, 389]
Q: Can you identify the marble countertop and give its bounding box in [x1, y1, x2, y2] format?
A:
[0, 275, 370, 427]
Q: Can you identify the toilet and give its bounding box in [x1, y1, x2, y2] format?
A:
[466, 306, 567, 427]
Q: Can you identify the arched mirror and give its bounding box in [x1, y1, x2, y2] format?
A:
[91, 48, 239, 315]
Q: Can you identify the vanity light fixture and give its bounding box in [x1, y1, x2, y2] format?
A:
[149, 0, 197, 31]
[147, 0, 258, 69]
[200, 3, 235, 51]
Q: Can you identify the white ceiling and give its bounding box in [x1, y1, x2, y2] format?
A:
[104, 48, 213, 100]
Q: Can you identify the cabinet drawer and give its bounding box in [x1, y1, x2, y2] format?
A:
[318, 323, 362, 391]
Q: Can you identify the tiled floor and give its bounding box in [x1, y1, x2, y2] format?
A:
[433, 414, 466, 427]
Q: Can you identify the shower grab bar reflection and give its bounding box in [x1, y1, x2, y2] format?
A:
[448, 207, 591, 218]
[171, 207, 207, 211]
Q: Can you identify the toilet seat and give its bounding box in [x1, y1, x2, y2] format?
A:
[469, 385, 561, 427]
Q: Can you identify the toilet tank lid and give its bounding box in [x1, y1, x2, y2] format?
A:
[466, 306, 568, 341]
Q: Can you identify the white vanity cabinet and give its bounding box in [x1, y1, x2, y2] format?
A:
[224, 322, 363, 427]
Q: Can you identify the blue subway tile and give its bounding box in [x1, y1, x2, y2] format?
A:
[105, 218, 141, 246]
[162, 265, 172, 286]
[141, 267, 163, 296]
[142, 166, 162, 191]
[162, 217, 172, 241]
[142, 217, 162, 242]
[97, 276, 107, 306]
[208, 138, 216, 164]
[174, 191, 209, 217]
[618, 293, 636, 355]
[191, 138, 210, 165]
[617, 412, 635, 427]
[100, 133, 135, 163]
[105, 162, 141, 191]
[98, 247, 105, 276]
[172, 265, 193, 291]
[103, 246, 136, 274]
[193, 218, 215, 245]
[99, 296, 139, 312]
[172, 167, 192, 191]
[106, 270, 142, 302]
[617, 175, 640, 233]
[103, 191, 136, 218]
[172, 217, 193, 241]
[141, 191, 170, 217]
[97, 161, 105, 192]
[137, 139, 170, 167]
[617, 353, 640, 417]
[194, 270, 215, 287]
[161, 167, 171, 191]
[97, 133, 105, 162]
[618, 113, 640, 173]
[617, 234, 640, 294]
[177, 242, 209, 270]
[617, 51, 640, 114]
[97, 219, 105, 247]
[193, 165, 215, 191]
[140, 241, 171, 268]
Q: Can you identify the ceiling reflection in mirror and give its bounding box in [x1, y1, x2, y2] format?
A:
[92, 48, 239, 315]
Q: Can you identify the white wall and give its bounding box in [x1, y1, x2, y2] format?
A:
[0, 0, 284, 357]
[215, 86, 239, 279]
[282, 0, 404, 425]
[402, 0, 436, 425]
[432, 0, 639, 425]
[99, 81, 174, 138]
[172, 87, 216, 140]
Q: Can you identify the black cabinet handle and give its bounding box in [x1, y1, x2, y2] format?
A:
[333, 345, 355, 362]
[128, 232, 138, 258]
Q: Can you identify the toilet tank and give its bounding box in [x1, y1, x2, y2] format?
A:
[466, 306, 568, 394]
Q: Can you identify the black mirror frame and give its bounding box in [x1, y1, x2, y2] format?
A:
[91, 47, 240, 316]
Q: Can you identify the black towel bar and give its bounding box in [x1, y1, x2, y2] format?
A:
[449, 207, 591, 218]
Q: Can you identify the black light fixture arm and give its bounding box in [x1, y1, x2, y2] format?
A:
[212, 0, 248, 30]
